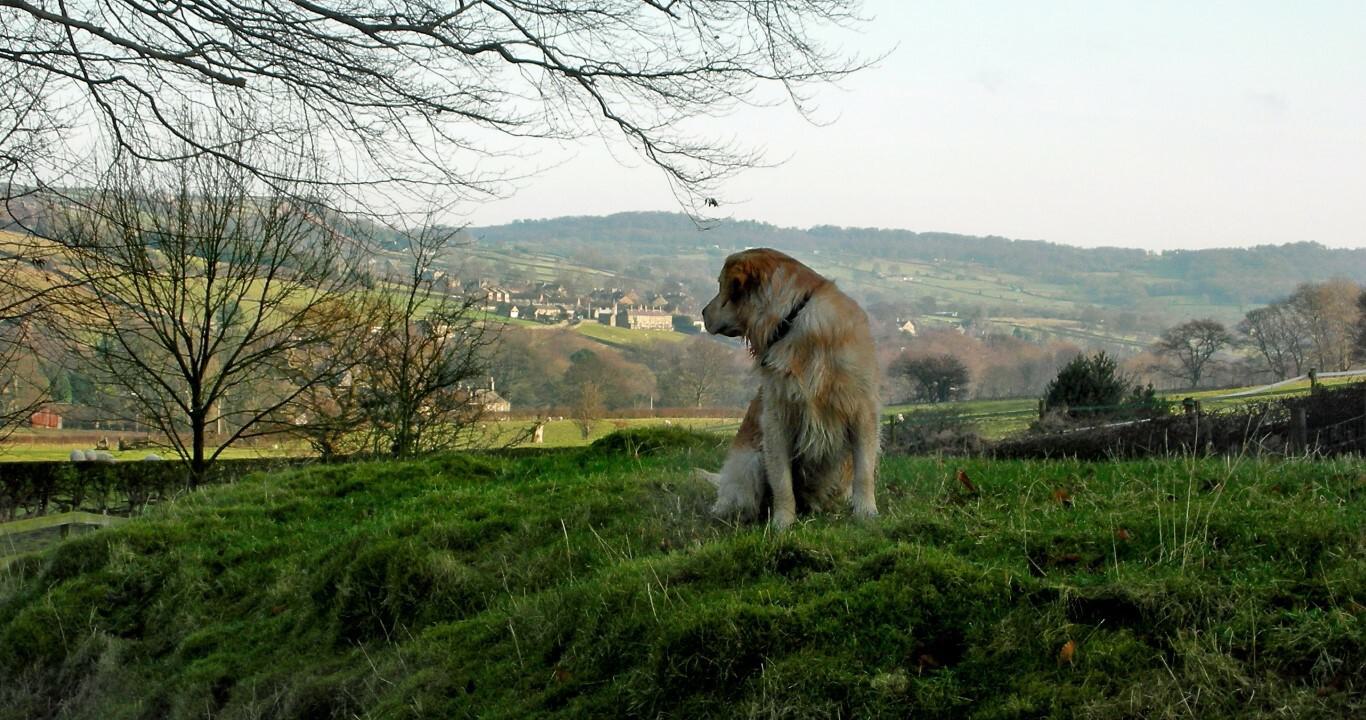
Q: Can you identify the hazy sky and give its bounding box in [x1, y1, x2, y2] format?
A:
[467, 1, 1366, 251]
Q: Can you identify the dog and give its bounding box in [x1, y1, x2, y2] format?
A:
[696, 248, 880, 529]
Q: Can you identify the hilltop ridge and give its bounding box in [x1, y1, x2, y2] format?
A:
[468, 211, 1364, 309]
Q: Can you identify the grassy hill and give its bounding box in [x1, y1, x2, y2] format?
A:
[2, 430, 1361, 718]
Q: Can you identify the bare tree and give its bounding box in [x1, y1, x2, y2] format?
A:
[891, 353, 970, 404]
[564, 346, 655, 410]
[488, 327, 566, 409]
[0, 234, 67, 440]
[1238, 303, 1307, 380]
[0, 15, 67, 202]
[278, 298, 379, 459]
[0, 225, 100, 445]
[659, 336, 744, 408]
[1, 0, 868, 211]
[1287, 279, 1360, 372]
[361, 225, 505, 456]
[51, 143, 368, 482]
[1154, 319, 1231, 388]
[0, 56, 77, 438]
[571, 381, 605, 441]
[1354, 289, 1366, 364]
[0, 317, 47, 440]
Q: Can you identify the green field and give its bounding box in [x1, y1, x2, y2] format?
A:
[6, 374, 1345, 462]
[885, 397, 1041, 439]
[1, 430, 1361, 718]
[570, 321, 688, 348]
[1, 418, 742, 461]
[0, 437, 306, 463]
[488, 417, 741, 447]
[469, 308, 693, 349]
[1186, 375, 1363, 410]
[819, 253, 1083, 315]
[885, 377, 1366, 440]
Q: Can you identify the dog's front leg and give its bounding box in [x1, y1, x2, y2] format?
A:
[850, 410, 880, 518]
[760, 405, 798, 530]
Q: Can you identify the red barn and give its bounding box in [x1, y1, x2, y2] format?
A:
[31, 407, 63, 429]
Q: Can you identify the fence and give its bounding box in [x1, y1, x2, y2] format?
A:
[0, 457, 312, 523]
[882, 378, 1366, 460]
[989, 382, 1366, 460]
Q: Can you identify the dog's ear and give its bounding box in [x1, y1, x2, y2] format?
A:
[727, 273, 748, 302]
[726, 260, 763, 303]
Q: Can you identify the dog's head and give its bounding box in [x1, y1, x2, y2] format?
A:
[701, 248, 823, 345]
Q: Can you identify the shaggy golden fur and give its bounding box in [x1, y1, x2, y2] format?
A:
[696, 248, 880, 529]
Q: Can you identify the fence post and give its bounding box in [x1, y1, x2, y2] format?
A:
[1360, 390, 1366, 453]
[1291, 406, 1308, 454]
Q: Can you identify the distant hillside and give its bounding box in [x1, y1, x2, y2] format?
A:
[468, 212, 1366, 308]
[11, 197, 1361, 351]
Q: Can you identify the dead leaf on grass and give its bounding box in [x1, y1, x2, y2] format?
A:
[1051, 488, 1073, 507]
[955, 468, 978, 495]
[1058, 639, 1076, 665]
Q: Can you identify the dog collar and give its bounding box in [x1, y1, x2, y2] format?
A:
[761, 293, 811, 361]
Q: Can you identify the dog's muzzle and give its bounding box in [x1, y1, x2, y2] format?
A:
[702, 298, 741, 337]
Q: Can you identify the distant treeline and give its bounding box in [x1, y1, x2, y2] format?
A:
[465, 212, 1366, 306]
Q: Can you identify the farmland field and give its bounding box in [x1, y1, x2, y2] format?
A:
[1, 418, 743, 461]
[570, 321, 689, 348]
[7, 375, 1354, 461]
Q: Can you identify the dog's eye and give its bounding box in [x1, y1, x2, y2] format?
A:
[728, 277, 743, 301]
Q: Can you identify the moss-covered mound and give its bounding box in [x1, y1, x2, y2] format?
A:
[2, 432, 1363, 718]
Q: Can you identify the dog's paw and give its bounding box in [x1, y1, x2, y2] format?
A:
[770, 508, 796, 531]
[851, 496, 879, 520]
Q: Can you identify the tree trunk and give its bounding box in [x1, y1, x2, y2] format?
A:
[190, 410, 207, 488]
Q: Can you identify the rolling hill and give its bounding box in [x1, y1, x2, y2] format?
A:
[464, 212, 1366, 339]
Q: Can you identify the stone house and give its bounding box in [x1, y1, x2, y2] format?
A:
[529, 304, 567, 322]
[616, 308, 674, 331]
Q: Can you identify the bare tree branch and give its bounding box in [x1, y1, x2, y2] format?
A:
[357, 222, 512, 456]
[1, 0, 869, 213]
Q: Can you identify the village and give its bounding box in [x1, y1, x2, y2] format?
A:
[464, 278, 693, 331]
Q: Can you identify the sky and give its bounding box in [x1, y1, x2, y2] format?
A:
[466, 1, 1366, 251]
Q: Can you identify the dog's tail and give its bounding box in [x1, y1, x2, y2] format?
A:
[693, 468, 722, 488]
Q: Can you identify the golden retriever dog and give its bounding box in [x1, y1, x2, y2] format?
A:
[696, 248, 880, 529]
